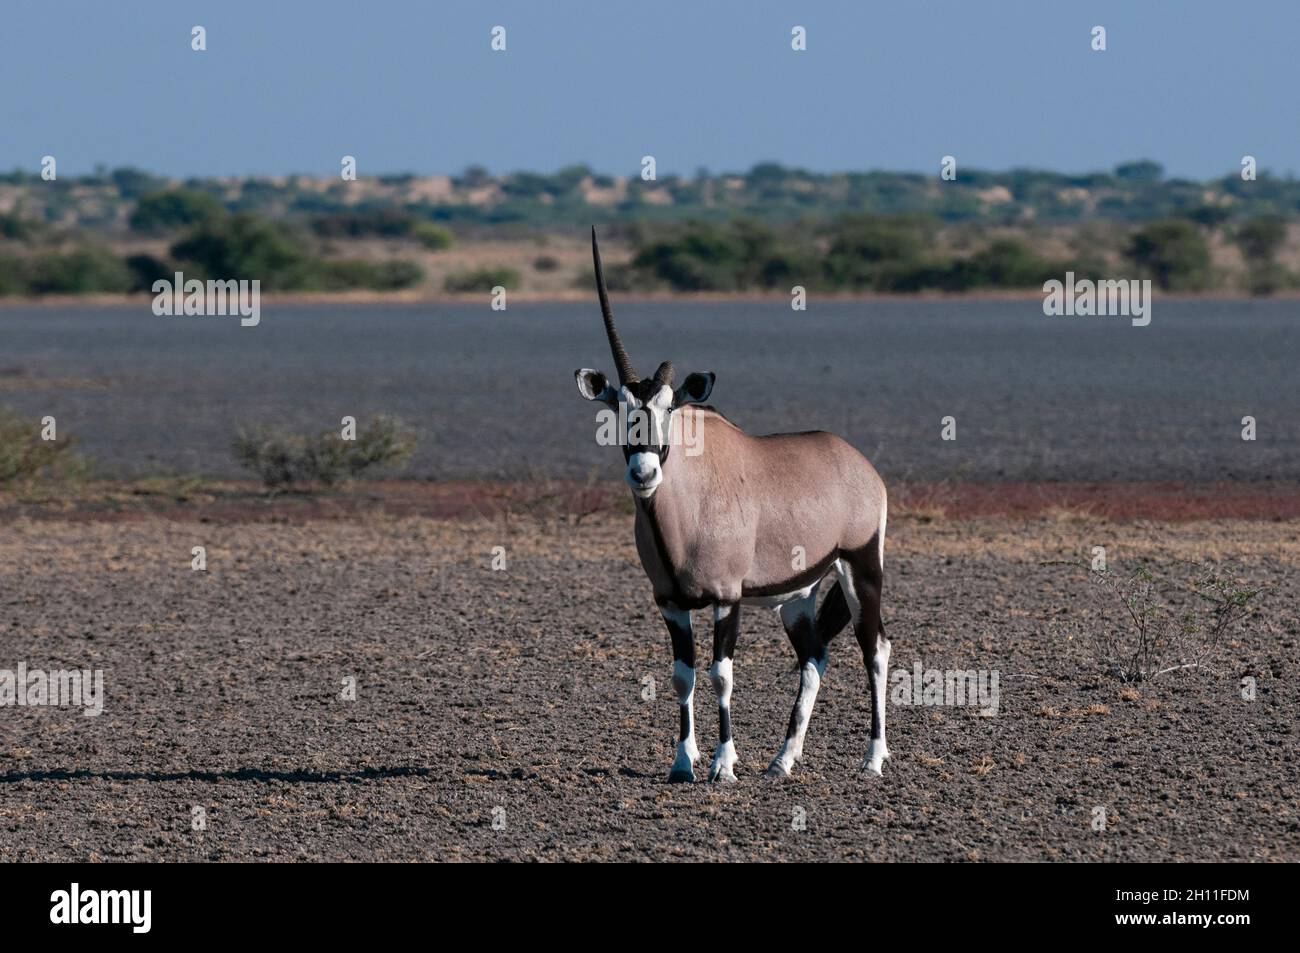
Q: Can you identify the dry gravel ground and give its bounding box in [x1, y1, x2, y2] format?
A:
[0, 511, 1296, 862]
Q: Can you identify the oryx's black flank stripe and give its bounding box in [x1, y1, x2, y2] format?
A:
[742, 548, 840, 599]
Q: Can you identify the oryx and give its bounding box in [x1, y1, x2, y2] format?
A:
[575, 228, 892, 782]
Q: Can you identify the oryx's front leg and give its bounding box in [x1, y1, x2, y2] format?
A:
[659, 601, 698, 783]
[707, 603, 741, 782]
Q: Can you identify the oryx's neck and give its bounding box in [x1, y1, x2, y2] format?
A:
[633, 407, 730, 574]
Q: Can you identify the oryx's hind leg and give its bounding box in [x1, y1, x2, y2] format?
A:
[658, 600, 698, 783]
[838, 528, 890, 777]
[707, 602, 741, 782]
[767, 584, 826, 777]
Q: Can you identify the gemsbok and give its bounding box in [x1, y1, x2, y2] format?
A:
[575, 228, 892, 782]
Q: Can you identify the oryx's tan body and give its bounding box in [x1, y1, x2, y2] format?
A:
[634, 407, 887, 610]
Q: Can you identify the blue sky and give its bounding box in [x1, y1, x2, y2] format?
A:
[2, 0, 1296, 179]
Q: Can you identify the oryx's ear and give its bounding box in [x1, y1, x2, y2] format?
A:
[673, 371, 715, 407]
[575, 368, 617, 405]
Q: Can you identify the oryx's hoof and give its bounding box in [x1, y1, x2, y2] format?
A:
[667, 740, 697, 783]
[764, 759, 792, 779]
[859, 741, 890, 777]
[708, 741, 738, 783]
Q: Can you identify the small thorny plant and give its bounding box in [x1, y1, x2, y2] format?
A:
[0, 405, 86, 486]
[232, 416, 415, 489]
[1050, 560, 1263, 682]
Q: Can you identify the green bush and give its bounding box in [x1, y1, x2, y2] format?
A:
[125, 253, 173, 292]
[0, 253, 30, 295]
[311, 209, 414, 239]
[443, 266, 520, 293]
[315, 259, 424, 291]
[1125, 220, 1212, 291]
[172, 214, 313, 290]
[629, 220, 814, 291]
[1235, 217, 1289, 295]
[822, 215, 933, 290]
[174, 213, 424, 292]
[633, 222, 748, 291]
[941, 239, 1068, 290]
[26, 247, 132, 294]
[232, 416, 416, 489]
[0, 406, 85, 485]
[0, 212, 38, 240]
[130, 190, 225, 233]
[1235, 216, 1287, 259]
[412, 221, 455, 251]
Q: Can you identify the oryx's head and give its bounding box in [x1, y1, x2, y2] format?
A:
[575, 228, 715, 500]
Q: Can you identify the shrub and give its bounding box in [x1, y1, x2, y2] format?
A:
[1241, 261, 1289, 296]
[316, 259, 424, 291]
[443, 266, 520, 293]
[125, 253, 173, 292]
[111, 168, 169, 200]
[130, 190, 225, 233]
[172, 213, 312, 290]
[823, 215, 932, 289]
[0, 212, 38, 240]
[0, 406, 84, 485]
[532, 254, 560, 272]
[631, 222, 749, 291]
[26, 247, 132, 294]
[174, 213, 424, 292]
[941, 239, 1069, 291]
[1234, 217, 1290, 296]
[310, 209, 414, 239]
[1234, 216, 1287, 260]
[0, 253, 30, 295]
[1054, 560, 1263, 682]
[1124, 220, 1212, 291]
[629, 220, 811, 291]
[412, 221, 455, 251]
[232, 416, 415, 489]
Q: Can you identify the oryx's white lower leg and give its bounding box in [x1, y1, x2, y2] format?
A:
[707, 657, 738, 781]
[862, 636, 891, 775]
[660, 602, 698, 782]
[707, 602, 741, 782]
[671, 659, 699, 777]
[769, 656, 826, 776]
[768, 589, 825, 777]
[842, 518, 891, 778]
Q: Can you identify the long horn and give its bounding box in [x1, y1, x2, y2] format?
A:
[592, 227, 637, 385]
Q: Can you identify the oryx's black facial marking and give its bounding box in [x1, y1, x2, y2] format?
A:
[619, 376, 675, 464]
